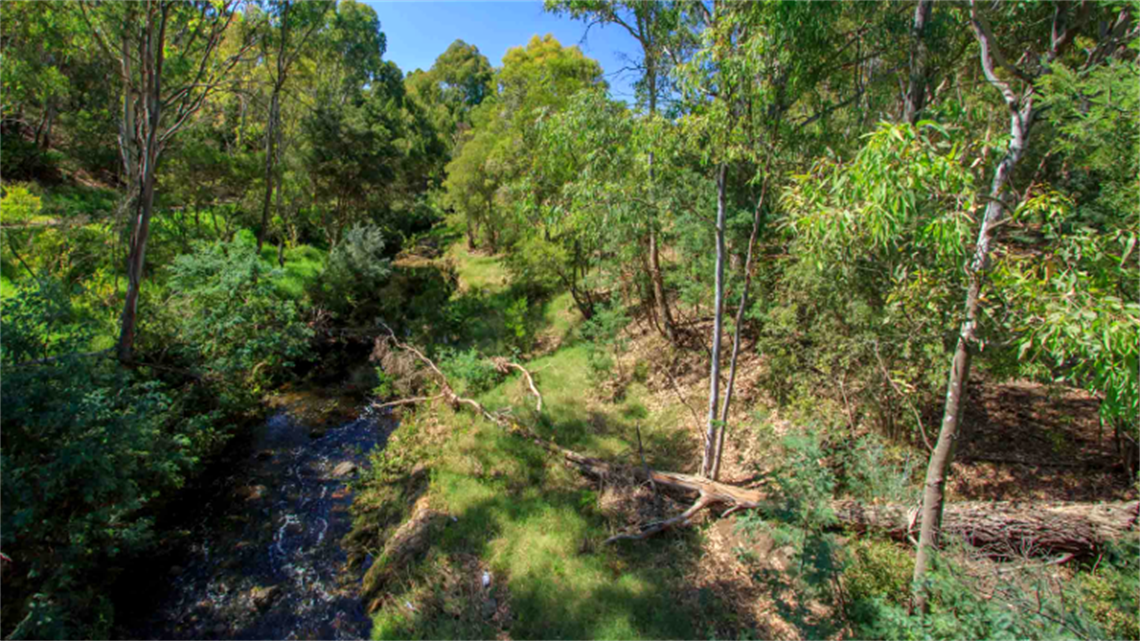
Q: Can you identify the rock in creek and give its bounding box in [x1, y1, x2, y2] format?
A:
[250, 585, 281, 611]
[332, 461, 358, 478]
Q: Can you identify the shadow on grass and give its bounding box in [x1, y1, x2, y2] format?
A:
[423, 426, 706, 640]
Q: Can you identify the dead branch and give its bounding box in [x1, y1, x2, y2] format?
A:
[372, 394, 445, 410]
[374, 329, 1139, 558]
[375, 324, 509, 427]
[491, 357, 543, 412]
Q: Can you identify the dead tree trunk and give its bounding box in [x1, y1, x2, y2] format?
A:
[555, 441, 1138, 558]
[837, 499, 1139, 559]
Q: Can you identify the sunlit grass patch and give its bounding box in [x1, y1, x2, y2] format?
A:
[540, 290, 582, 346]
[1, 275, 14, 299]
[260, 244, 326, 299]
[365, 338, 703, 640]
[421, 420, 694, 640]
[445, 242, 509, 294]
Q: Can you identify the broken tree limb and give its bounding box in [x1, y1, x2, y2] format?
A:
[552, 442, 1138, 558]
[374, 329, 1139, 559]
[372, 394, 445, 410]
[376, 326, 504, 426]
[491, 357, 543, 412]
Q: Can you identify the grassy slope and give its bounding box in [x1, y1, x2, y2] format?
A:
[444, 242, 510, 294]
[361, 244, 711, 640]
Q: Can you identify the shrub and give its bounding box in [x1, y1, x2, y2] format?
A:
[0, 184, 44, 280]
[0, 126, 56, 181]
[850, 549, 1118, 640]
[437, 347, 502, 396]
[1, 279, 209, 639]
[166, 237, 313, 404]
[503, 295, 532, 354]
[1074, 542, 1140, 640]
[326, 223, 393, 286]
[313, 223, 394, 324]
[580, 301, 629, 387]
[0, 276, 84, 362]
[840, 432, 918, 505]
[842, 539, 913, 608]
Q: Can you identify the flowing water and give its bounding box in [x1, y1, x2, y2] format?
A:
[116, 394, 392, 640]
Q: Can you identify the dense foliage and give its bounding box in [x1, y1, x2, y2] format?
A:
[1, 0, 1136, 638]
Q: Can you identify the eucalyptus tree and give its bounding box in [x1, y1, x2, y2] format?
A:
[546, 0, 688, 341]
[512, 90, 641, 319]
[443, 103, 502, 250]
[80, 0, 258, 363]
[405, 39, 494, 154]
[677, 0, 894, 479]
[300, 0, 447, 246]
[0, 2, 77, 153]
[902, 0, 934, 125]
[303, 61, 409, 245]
[444, 35, 604, 260]
[911, 0, 1138, 611]
[254, 0, 332, 254]
[1014, 43, 1140, 471]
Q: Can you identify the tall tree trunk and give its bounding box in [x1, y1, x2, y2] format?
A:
[118, 2, 167, 363]
[466, 216, 478, 250]
[701, 163, 728, 478]
[913, 99, 1035, 612]
[645, 72, 677, 343]
[903, 0, 933, 125]
[274, 134, 287, 267]
[711, 173, 769, 480]
[257, 89, 280, 255]
[257, 1, 291, 255]
[118, 168, 158, 363]
[648, 228, 674, 339]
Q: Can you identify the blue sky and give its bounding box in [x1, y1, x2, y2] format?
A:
[365, 1, 644, 103]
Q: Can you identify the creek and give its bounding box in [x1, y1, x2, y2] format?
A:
[114, 390, 392, 640]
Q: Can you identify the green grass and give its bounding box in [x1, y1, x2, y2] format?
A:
[1, 274, 14, 299]
[370, 426, 699, 640]
[39, 184, 118, 220]
[446, 243, 510, 295]
[259, 244, 326, 299]
[539, 290, 583, 346]
[354, 235, 711, 638]
[364, 339, 703, 640]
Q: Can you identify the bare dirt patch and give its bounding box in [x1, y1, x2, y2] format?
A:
[952, 380, 1136, 502]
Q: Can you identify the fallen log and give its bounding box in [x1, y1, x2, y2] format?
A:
[374, 331, 1140, 559]
[557, 446, 1139, 556]
[833, 499, 1139, 558]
